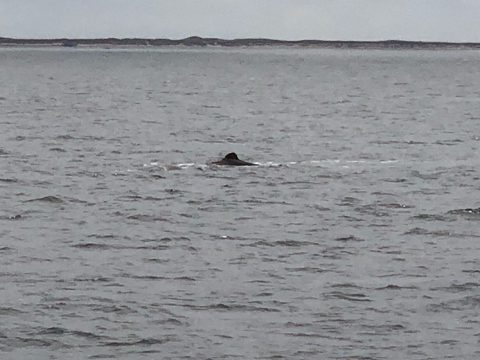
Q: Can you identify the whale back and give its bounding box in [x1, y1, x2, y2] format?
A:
[212, 152, 255, 166]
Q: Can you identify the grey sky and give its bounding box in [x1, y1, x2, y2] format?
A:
[1, 0, 480, 41]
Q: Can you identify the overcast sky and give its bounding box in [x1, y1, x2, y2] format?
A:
[1, 0, 480, 42]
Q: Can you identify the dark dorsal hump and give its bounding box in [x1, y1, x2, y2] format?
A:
[224, 152, 239, 160]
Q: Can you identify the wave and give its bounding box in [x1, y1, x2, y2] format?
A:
[24, 195, 64, 203]
[448, 207, 480, 216]
[142, 158, 400, 170]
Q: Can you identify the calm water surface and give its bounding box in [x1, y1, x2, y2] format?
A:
[1, 47, 480, 359]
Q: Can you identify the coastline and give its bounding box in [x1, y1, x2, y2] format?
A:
[1, 36, 480, 50]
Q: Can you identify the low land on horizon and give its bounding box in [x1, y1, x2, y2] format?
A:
[1, 36, 480, 49]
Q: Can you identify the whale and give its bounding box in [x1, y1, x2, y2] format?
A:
[212, 153, 256, 166]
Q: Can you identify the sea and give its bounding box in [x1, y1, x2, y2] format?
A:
[1, 47, 480, 359]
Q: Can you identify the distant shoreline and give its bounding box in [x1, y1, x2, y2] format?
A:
[1, 36, 480, 50]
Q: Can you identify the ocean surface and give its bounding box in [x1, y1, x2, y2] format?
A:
[1, 47, 480, 359]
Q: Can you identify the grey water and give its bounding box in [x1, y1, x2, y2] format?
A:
[1, 47, 480, 359]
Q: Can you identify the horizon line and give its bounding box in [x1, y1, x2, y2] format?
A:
[2, 36, 480, 45]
